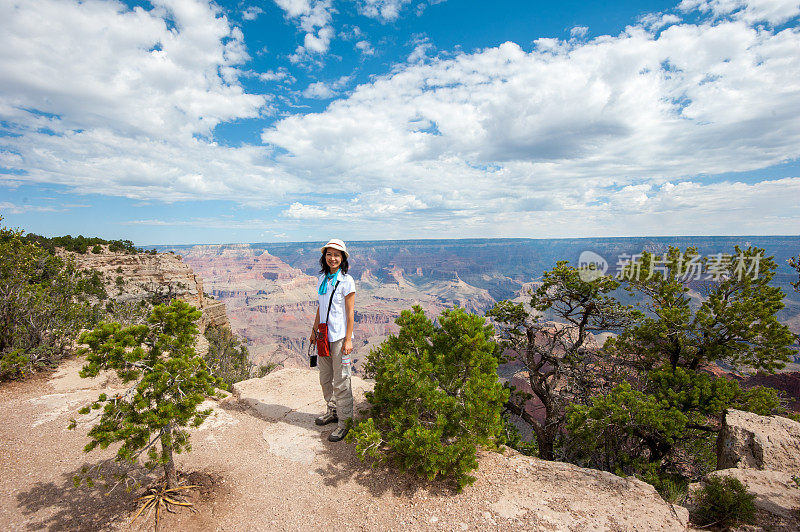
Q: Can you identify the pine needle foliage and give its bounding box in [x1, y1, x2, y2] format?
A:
[692, 476, 756, 529]
[73, 299, 221, 488]
[349, 306, 508, 491]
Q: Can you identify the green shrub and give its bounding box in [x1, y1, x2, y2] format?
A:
[692, 476, 756, 529]
[0, 350, 31, 380]
[349, 306, 508, 490]
[1, 220, 93, 379]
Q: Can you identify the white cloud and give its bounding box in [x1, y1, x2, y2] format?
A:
[0, 0, 299, 204]
[283, 189, 427, 219]
[274, 0, 335, 59]
[0, 201, 57, 214]
[274, 0, 312, 18]
[285, 201, 335, 218]
[302, 75, 352, 98]
[0, 0, 264, 139]
[407, 37, 434, 63]
[678, 0, 800, 25]
[258, 67, 293, 82]
[355, 40, 375, 56]
[302, 81, 336, 99]
[356, 0, 412, 22]
[3, 0, 800, 238]
[570, 26, 589, 38]
[639, 12, 683, 30]
[416, 0, 448, 17]
[242, 6, 264, 20]
[259, 4, 800, 234]
[303, 25, 334, 52]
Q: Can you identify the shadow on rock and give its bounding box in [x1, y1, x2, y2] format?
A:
[15, 460, 154, 532]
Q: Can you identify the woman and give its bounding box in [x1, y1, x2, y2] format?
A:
[310, 238, 356, 442]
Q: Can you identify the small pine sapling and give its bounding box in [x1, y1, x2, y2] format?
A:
[70, 299, 221, 490]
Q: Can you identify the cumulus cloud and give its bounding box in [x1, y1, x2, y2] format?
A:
[0, 0, 299, 204]
[274, 0, 335, 60]
[283, 188, 427, 220]
[302, 81, 336, 99]
[678, 0, 800, 25]
[258, 67, 294, 82]
[356, 0, 412, 22]
[259, 4, 800, 233]
[639, 12, 683, 30]
[301, 76, 352, 99]
[355, 40, 375, 56]
[0, 0, 264, 138]
[3, 0, 800, 237]
[570, 26, 589, 38]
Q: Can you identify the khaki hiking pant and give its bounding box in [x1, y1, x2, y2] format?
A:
[318, 338, 353, 428]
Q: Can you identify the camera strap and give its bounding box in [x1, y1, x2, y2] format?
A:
[323, 279, 339, 324]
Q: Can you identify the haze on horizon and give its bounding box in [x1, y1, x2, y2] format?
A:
[1, 0, 800, 246]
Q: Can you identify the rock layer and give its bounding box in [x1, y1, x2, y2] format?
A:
[69, 248, 229, 330]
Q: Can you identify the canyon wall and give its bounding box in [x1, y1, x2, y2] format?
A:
[69, 247, 229, 331]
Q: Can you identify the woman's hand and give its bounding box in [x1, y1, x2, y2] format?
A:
[343, 337, 353, 356]
[309, 329, 317, 344]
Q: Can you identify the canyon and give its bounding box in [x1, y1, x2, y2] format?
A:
[158, 237, 800, 374]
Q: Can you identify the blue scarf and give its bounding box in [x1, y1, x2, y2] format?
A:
[318, 271, 339, 295]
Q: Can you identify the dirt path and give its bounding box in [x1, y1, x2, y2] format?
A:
[0, 359, 689, 531]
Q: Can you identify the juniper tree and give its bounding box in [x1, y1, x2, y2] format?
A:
[350, 305, 508, 490]
[487, 261, 639, 460]
[74, 299, 220, 488]
[567, 246, 794, 481]
[606, 246, 793, 372]
[0, 218, 102, 379]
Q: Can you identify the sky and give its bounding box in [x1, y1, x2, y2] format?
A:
[1, 0, 799, 245]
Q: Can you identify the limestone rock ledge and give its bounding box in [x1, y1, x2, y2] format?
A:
[70, 248, 229, 330]
[717, 409, 800, 472]
[233, 368, 689, 531]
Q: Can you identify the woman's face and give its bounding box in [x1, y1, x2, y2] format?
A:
[325, 248, 343, 272]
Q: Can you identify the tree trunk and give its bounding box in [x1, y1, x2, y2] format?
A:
[537, 434, 555, 461]
[161, 423, 178, 489]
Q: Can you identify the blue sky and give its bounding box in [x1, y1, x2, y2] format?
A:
[1, 0, 799, 245]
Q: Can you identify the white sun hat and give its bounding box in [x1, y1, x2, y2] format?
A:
[321, 238, 348, 259]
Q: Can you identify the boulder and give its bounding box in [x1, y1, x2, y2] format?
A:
[717, 409, 800, 472]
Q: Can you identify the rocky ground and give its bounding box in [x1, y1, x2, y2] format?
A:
[1, 358, 692, 531]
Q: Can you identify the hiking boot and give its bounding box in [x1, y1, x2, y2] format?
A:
[315, 411, 338, 426]
[328, 425, 349, 442]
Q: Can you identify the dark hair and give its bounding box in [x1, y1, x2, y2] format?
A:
[319, 248, 350, 275]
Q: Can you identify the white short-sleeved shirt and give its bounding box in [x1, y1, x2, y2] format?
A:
[318, 272, 356, 342]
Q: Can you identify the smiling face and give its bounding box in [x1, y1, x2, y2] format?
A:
[325, 248, 344, 273]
